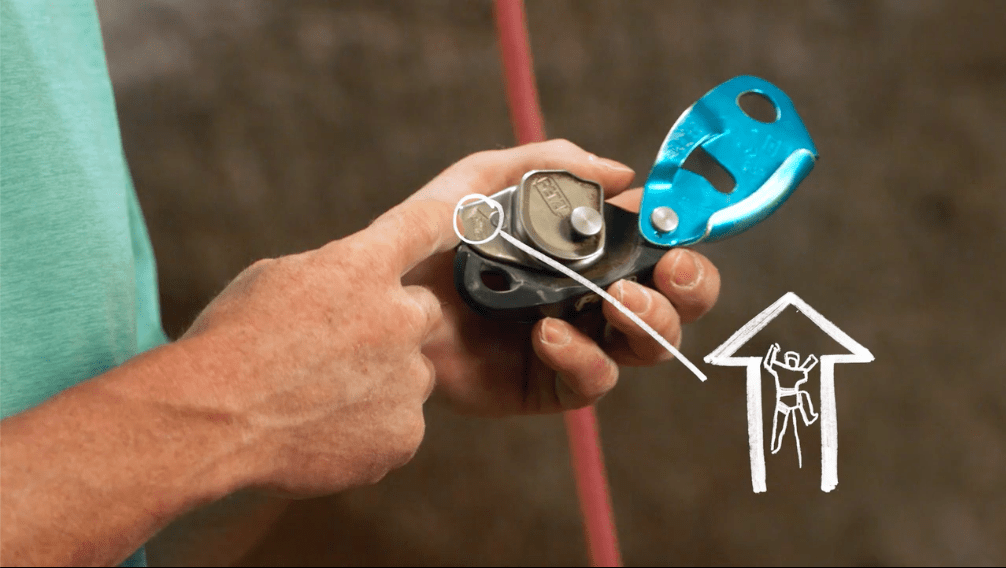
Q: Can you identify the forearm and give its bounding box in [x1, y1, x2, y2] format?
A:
[0, 339, 254, 566]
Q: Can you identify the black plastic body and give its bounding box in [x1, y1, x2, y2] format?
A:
[454, 205, 667, 323]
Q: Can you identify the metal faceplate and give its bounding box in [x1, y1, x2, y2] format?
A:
[456, 186, 525, 266]
[515, 170, 604, 264]
[457, 170, 606, 272]
[639, 75, 819, 248]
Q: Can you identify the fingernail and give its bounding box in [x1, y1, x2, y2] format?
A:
[672, 249, 701, 288]
[588, 153, 635, 174]
[541, 318, 571, 346]
[616, 280, 651, 314]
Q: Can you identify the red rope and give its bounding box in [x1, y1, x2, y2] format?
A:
[492, 2, 622, 566]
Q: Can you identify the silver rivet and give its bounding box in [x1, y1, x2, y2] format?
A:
[570, 206, 603, 238]
[650, 206, 679, 233]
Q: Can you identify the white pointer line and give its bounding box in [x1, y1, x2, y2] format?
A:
[454, 194, 707, 382]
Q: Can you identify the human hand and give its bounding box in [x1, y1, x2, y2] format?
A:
[179, 199, 457, 497]
[402, 140, 721, 416]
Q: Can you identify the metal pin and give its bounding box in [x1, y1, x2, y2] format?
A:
[650, 206, 679, 233]
[570, 206, 603, 238]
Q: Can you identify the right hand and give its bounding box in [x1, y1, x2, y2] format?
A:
[179, 199, 458, 497]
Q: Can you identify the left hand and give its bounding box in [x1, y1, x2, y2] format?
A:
[402, 140, 721, 415]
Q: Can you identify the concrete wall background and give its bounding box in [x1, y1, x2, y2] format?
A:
[95, 1, 1005, 565]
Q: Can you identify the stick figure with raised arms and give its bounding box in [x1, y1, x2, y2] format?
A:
[764, 343, 819, 467]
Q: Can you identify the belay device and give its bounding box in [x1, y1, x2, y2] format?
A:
[454, 76, 818, 322]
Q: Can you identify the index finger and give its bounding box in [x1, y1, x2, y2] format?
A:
[365, 199, 460, 275]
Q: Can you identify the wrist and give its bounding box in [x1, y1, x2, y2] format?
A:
[99, 336, 261, 505]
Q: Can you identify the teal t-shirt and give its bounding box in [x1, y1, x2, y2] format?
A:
[1, 1, 167, 565]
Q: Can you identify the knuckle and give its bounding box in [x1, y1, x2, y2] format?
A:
[635, 318, 680, 363]
[404, 287, 442, 335]
[419, 355, 437, 399]
[406, 413, 426, 449]
[414, 208, 445, 251]
[365, 468, 390, 486]
[704, 261, 722, 300]
[671, 327, 683, 351]
[357, 456, 393, 486]
[464, 148, 497, 164]
[648, 334, 680, 363]
[548, 138, 580, 153]
[454, 151, 498, 189]
[250, 257, 275, 270]
[319, 237, 353, 261]
[421, 291, 444, 328]
[648, 314, 682, 360]
[391, 202, 421, 226]
[594, 356, 620, 396]
[395, 204, 444, 258]
[414, 351, 436, 378]
[336, 237, 390, 280]
[571, 356, 620, 403]
[228, 257, 282, 293]
[392, 412, 426, 465]
[660, 307, 683, 346]
[401, 299, 429, 335]
[243, 257, 278, 280]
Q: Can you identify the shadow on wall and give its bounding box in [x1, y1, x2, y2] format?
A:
[97, 0, 1005, 565]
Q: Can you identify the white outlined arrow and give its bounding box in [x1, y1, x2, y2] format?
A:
[704, 292, 874, 493]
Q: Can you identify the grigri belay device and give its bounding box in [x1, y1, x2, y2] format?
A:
[454, 76, 818, 322]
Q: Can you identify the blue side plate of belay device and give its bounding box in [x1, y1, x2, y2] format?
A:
[638, 75, 818, 248]
[453, 76, 819, 322]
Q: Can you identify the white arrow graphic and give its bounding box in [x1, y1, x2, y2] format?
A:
[704, 292, 874, 493]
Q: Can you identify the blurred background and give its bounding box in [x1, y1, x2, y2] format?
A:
[95, 1, 1004, 565]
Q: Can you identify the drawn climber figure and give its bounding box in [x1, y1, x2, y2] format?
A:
[764, 343, 819, 467]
